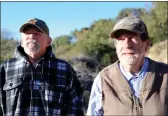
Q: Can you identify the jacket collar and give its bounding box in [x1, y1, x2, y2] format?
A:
[13, 45, 55, 62]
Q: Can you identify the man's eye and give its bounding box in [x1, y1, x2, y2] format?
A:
[117, 37, 125, 40]
[35, 32, 41, 35]
[25, 32, 31, 35]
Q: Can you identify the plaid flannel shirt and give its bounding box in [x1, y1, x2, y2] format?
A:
[0, 46, 84, 116]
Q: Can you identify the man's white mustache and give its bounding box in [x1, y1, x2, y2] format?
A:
[27, 40, 39, 46]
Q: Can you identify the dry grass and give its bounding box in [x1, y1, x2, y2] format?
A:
[147, 40, 167, 64]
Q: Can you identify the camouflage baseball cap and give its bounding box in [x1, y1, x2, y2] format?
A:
[110, 16, 149, 40]
[20, 18, 49, 35]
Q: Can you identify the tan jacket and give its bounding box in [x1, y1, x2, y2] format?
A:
[100, 58, 168, 115]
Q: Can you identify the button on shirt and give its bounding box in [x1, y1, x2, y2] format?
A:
[87, 58, 149, 115]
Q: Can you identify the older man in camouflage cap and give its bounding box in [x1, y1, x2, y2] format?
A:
[87, 16, 168, 115]
[0, 18, 84, 116]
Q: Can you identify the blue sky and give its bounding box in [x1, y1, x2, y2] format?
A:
[1, 1, 152, 40]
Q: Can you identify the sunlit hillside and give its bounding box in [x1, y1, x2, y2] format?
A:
[147, 40, 167, 64]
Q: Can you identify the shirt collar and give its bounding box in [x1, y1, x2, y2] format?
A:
[119, 57, 149, 81]
[13, 45, 55, 62]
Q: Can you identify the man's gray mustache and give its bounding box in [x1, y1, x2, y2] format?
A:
[27, 40, 39, 46]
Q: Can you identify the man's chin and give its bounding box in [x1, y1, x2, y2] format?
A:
[120, 57, 136, 65]
[26, 49, 40, 56]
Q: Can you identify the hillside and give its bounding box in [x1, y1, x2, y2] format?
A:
[147, 40, 167, 64]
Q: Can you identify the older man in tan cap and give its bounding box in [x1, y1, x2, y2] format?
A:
[87, 16, 168, 115]
[0, 18, 84, 116]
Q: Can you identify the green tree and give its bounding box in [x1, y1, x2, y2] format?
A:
[142, 2, 168, 44]
[52, 35, 72, 48]
[0, 38, 17, 63]
[72, 28, 89, 41]
[116, 8, 146, 21]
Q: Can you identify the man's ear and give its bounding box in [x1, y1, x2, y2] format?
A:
[20, 40, 23, 47]
[145, 39, 150, 52]
[47, 37, 52, 46]
[20, 33, 26, 47]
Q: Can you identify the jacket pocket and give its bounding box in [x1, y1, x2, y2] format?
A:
[43, 74, 65, 106]
[2, 78, 23, 107]
[44, 79, 64, 103]
[3, 78, 22, 91]
[40, 76, 64, 115]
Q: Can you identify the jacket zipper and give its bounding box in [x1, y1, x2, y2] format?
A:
[30, 65, 35, 116]
[134, 96, 143, 116]
[138, 92, 143, 115]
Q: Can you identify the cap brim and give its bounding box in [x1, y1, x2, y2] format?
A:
[19, 23, 44, 33]
[109, 29, 138, 39]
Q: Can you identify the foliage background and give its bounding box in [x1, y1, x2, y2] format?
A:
[1, 2, 167, 112]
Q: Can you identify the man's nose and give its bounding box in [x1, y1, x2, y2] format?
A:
[29, 33, 36, 40]
[123, 37, 132, 45]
